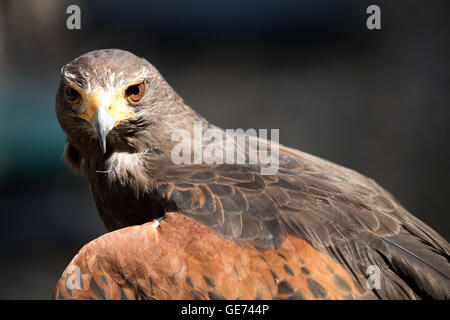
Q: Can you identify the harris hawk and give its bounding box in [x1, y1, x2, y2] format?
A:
[53, 49, 450, 300]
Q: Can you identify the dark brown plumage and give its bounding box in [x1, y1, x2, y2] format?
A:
[54, 49, 450, 300]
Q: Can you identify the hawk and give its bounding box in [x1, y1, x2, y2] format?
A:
[53, 49, 449, 300]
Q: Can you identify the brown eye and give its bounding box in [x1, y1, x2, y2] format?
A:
[64, 85, 81, 104]
[125, 81, 146, 103]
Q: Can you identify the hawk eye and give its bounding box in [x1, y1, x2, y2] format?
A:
[125, 81, 146, 103]
[64, 85, 81, 105]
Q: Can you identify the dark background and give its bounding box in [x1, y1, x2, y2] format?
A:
[0, 0, 448, 299]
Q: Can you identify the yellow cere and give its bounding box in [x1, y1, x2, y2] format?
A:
[77, 89, 135, 126]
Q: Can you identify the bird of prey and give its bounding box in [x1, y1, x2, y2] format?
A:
[53, 49, 450, 300]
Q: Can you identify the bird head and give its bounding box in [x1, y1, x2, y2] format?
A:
[55, 49, 185, 158]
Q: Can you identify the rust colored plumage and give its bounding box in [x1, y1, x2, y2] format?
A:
[54, 212, 368, 300]
[54, 49, 450, 300]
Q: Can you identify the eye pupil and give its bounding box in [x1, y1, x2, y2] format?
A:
[128, 85, 140, 96]
[64, 85, 81, 103]
[68, 88, 77, 96]
[126, 82, 146, 103]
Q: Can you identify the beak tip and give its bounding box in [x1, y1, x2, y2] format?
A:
[92, 106, 114, 154]
[100, 139, 107, 154]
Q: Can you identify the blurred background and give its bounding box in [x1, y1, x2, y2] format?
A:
[0, 0, 449, 299]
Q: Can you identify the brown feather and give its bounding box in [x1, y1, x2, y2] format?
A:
[54, 212, 368, 300]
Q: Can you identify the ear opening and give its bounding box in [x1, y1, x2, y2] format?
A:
[63, 141, 83, 173]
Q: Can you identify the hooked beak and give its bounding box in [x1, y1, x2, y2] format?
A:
[92, 106, 115, 153]
[76, 90, 134, 153]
